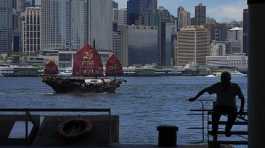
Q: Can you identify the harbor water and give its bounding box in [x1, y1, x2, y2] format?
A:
[0, 76, 247, 144]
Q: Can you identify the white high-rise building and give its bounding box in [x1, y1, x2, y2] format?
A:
[22, 7, 41, 56]
[41, 0, 113, 55]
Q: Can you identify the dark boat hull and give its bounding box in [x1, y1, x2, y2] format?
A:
[42, 76, 123, 93]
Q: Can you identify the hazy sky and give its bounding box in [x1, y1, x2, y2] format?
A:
[114, 0, 248, 22]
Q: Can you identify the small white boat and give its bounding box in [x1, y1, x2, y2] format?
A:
[205, 74, 216, 78]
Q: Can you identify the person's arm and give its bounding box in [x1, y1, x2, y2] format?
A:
[238, 86, 245, 115]
[189, 88, 208, 102]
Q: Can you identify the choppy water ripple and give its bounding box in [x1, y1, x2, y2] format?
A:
[0, 76, 247, 145]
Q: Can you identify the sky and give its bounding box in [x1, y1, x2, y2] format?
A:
[114, 0, 248, 22]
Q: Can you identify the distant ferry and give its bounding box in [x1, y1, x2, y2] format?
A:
[0, 65, 41, 77]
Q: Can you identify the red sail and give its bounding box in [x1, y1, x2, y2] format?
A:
[73, 44, 103, 77]
[44, 60, 59, 75]
[105, 54, 123, 76]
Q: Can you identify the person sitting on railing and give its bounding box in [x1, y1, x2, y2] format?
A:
[188, 71, 245, 137]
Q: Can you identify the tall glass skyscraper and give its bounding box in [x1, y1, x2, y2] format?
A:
[0, 0, 14, 53]
[127, 0, 158, 26]
[195, 3, 206, 26]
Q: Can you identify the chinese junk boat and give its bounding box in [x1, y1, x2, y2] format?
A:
[42, 44, 125, 93]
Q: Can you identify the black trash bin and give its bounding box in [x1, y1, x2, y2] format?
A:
[157, 125, 178, 147]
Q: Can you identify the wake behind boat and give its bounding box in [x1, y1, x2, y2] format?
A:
[42, 44, 125, 93]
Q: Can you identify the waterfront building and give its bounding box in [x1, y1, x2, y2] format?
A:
[127, 0, 158, 26]
[128, 25, 159, 65]
[41, 0, 112, 55]
[243, 9, 249, 55]
[175, 26, 210, 66]
[58, 50, 76, 69]
[210, 41, 226, 56]
[177, 7, 191, 31]
[226, 27, 243, 54]
[206, 55, 248, 72]
[112, 25, 128, 66]
[22, 7, 40, 56]
[0, 0, 14, 53]
[195, 3, 206, 26]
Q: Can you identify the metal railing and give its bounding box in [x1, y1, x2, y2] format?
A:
[207, 110, 248, 146]
[188, 99, 213, 143]
[188, 100, 248, 145]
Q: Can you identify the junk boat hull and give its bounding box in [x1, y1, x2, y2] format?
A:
[42, 76, 123, 93]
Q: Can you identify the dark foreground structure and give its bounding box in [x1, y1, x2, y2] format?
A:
[248, 0, 265, 148]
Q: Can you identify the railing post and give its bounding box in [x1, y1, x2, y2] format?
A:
[200, 101, 205, 142]
[25, 110, 29, 144]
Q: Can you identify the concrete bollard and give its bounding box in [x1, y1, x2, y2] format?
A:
[157, 125, 179, 147]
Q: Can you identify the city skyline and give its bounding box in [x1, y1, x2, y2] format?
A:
[114, 0, 247, 22]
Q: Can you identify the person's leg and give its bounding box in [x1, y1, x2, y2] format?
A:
[225, 109, 237, 137]
[212, 110, 221, 142]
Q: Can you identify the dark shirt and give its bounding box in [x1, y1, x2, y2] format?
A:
[206, 82, 243, 108]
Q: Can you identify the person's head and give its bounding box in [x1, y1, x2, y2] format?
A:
[220, 71, 231, 84]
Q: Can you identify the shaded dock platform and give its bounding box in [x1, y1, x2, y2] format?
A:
[0, 108, 119, 147]
[0, 108, 235, 148]
[0, 144, 232, 148]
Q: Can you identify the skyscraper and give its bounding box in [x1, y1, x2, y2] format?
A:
[128, 25, 159, 65]
[175, 26, 210, 66]
[177, 7, 191, 31]
[127, 0, 158, 26]
[22, 7, 40, 56]
[243, 9, 249, 55]
[158, 6, 175, 24]
[0, 0, 14, 53]
[195, 3, 206, 26]
[118, 8, 128, 25]
[41, 0, 71, 50]
[41, 0, 113, 54]
[158, 22, 176, 66]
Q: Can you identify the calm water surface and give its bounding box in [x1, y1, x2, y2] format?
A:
[0, 76, 247, 144]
